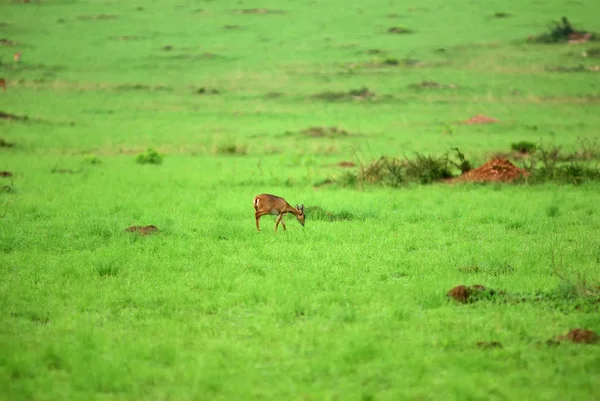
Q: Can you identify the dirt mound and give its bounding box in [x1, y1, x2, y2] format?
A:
[451, 158, 529, 183]
[302, 126, 350, 137]
[125, 225, 159, 235]
[0, 171, 13, 177]
[447, 284, 495, 303]
[462, 114, 498, 125]
[337, 161, 356, 168]
[557, 329, 598, 344]
[568, 32, 591, 44]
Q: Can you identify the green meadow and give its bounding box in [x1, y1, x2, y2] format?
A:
[1, 0, 600, 400]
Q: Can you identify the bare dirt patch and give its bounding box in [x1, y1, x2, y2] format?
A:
[78, 14, 118, 20]
[301, 126, 351, 138]
[476, 341, 503, 349]
[0, 111, 29, 122]
[124, 225, 159, 235]
[461, 114, 499, 124]
[337, 161, 357, 168]
[556, 329, 598, 344]
[114, 84, 172, 92]
[447, 284, 496, 303]
[312, 87, 376, 101]
[0, 171, 13, 177]
[234, 8, 286, 14]
[408, 81, 457, 90]
[450, 158, 529, 183]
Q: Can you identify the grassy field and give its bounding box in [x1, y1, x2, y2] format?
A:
[2, 0, 600, 400]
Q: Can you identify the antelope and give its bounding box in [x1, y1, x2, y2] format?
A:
[253, 194, 305, 234]
[13, 52, 21, 63]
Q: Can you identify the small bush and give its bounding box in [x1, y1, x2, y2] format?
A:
[82, 154, 101, 165]
[511, 141, 537, 154]
[382, 58, 400, 66]
[528, 16, 596, 43]
[493, 12, 511, 18]
[216, 144, 247, 155]
[387, 26, 413, 34]
[135, 148, 163, 165]
[404, 154, 453, 184]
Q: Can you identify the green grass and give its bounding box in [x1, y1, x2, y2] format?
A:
[1, 0, 600, 400]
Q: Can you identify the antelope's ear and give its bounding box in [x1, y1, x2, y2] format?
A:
[295, 204, 300, 209]
[300, 204, 304, 211]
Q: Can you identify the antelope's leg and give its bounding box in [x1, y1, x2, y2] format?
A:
[281, 214, 287, 231]
[255, 211, 266, 232]
[275, 213, 284, 234]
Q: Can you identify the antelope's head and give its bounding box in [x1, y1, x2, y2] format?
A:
[295, 204, 305, 226]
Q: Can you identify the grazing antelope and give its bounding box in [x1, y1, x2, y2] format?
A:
[13, 51, 21, 63]
[253, 194, 305, 234]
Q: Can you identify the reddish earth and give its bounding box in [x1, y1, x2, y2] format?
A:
[568, 32, 591, 44]
[447, 284, 494, 303]
[0, 171, 13, 177]
[557, 329, 598, 344]
[461, 114, 499, 124]
[450, 158, 529, 183]
[448, 284, 497, 303]
[125, 225, 159, 235]
[337, 161, 356, 168]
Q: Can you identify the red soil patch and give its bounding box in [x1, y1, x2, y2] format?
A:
[557, 329, 598, 344]
[0, 171, 13, 177]
[337, 161, 356, 168]
[447, 284, 494, 303]
[461, 114, 499, 125]
[568, 32, 591, 44]
[450, 158, 529, 183]
[125, 225, 159, 235]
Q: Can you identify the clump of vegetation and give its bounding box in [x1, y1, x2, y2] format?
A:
[528, 16, 596, 43]
[82, 154, 101, 165]
[135, 148, 163, 165]
[312, 87, 375, 101]
[382, 58, 400, 66]
[511, 141, 537, 154]
[304, 206, 353, 222]
[519, 143, 600, 185]
[492, 12, 511, 18]
[340, 151, 460, 188]
[216, 144, 247, 155]
[387, 26, 413, 34]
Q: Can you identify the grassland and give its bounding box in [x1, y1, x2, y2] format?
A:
[1, 0, 600, 400]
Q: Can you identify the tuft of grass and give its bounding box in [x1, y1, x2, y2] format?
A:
[82, 154, 102, 165]
[135, 148, 163, 165]
[511, 141, 537, 154]
[387, 26, 414, 34]
[304, 206, 353, 221]
[216, 144, 247, 155]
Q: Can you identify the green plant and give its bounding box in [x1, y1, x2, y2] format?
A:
[511, 141, 537, 154]
[135, 148, 163, 165]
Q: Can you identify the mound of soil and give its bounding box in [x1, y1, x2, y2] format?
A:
[462, 114, 499, 125]
[557, 328, 598, 344]
[125, 225, 159, 235]
[0, 138, 15, 147]
[451, 158, 529, 183]
[0, 171, 13, 177]
[476, 341, 503, 349]
[302, 126, 350, 137]
[447, 284, 495, 303]
[337, 161, 356, 168]
[568, 32, 592, 44]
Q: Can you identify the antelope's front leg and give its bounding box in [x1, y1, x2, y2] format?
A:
[275, 213, 284, 234]
[280, 214, 287, 231]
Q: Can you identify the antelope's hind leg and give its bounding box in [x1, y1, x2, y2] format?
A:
[281, 215, 287, 231]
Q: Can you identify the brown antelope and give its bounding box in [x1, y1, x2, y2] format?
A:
[13, 52, 21, 63]
[253, 194, 305, 233]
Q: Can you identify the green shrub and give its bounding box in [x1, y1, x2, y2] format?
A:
[135, 148, 163, 165]
[511, 141, 537, 154]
